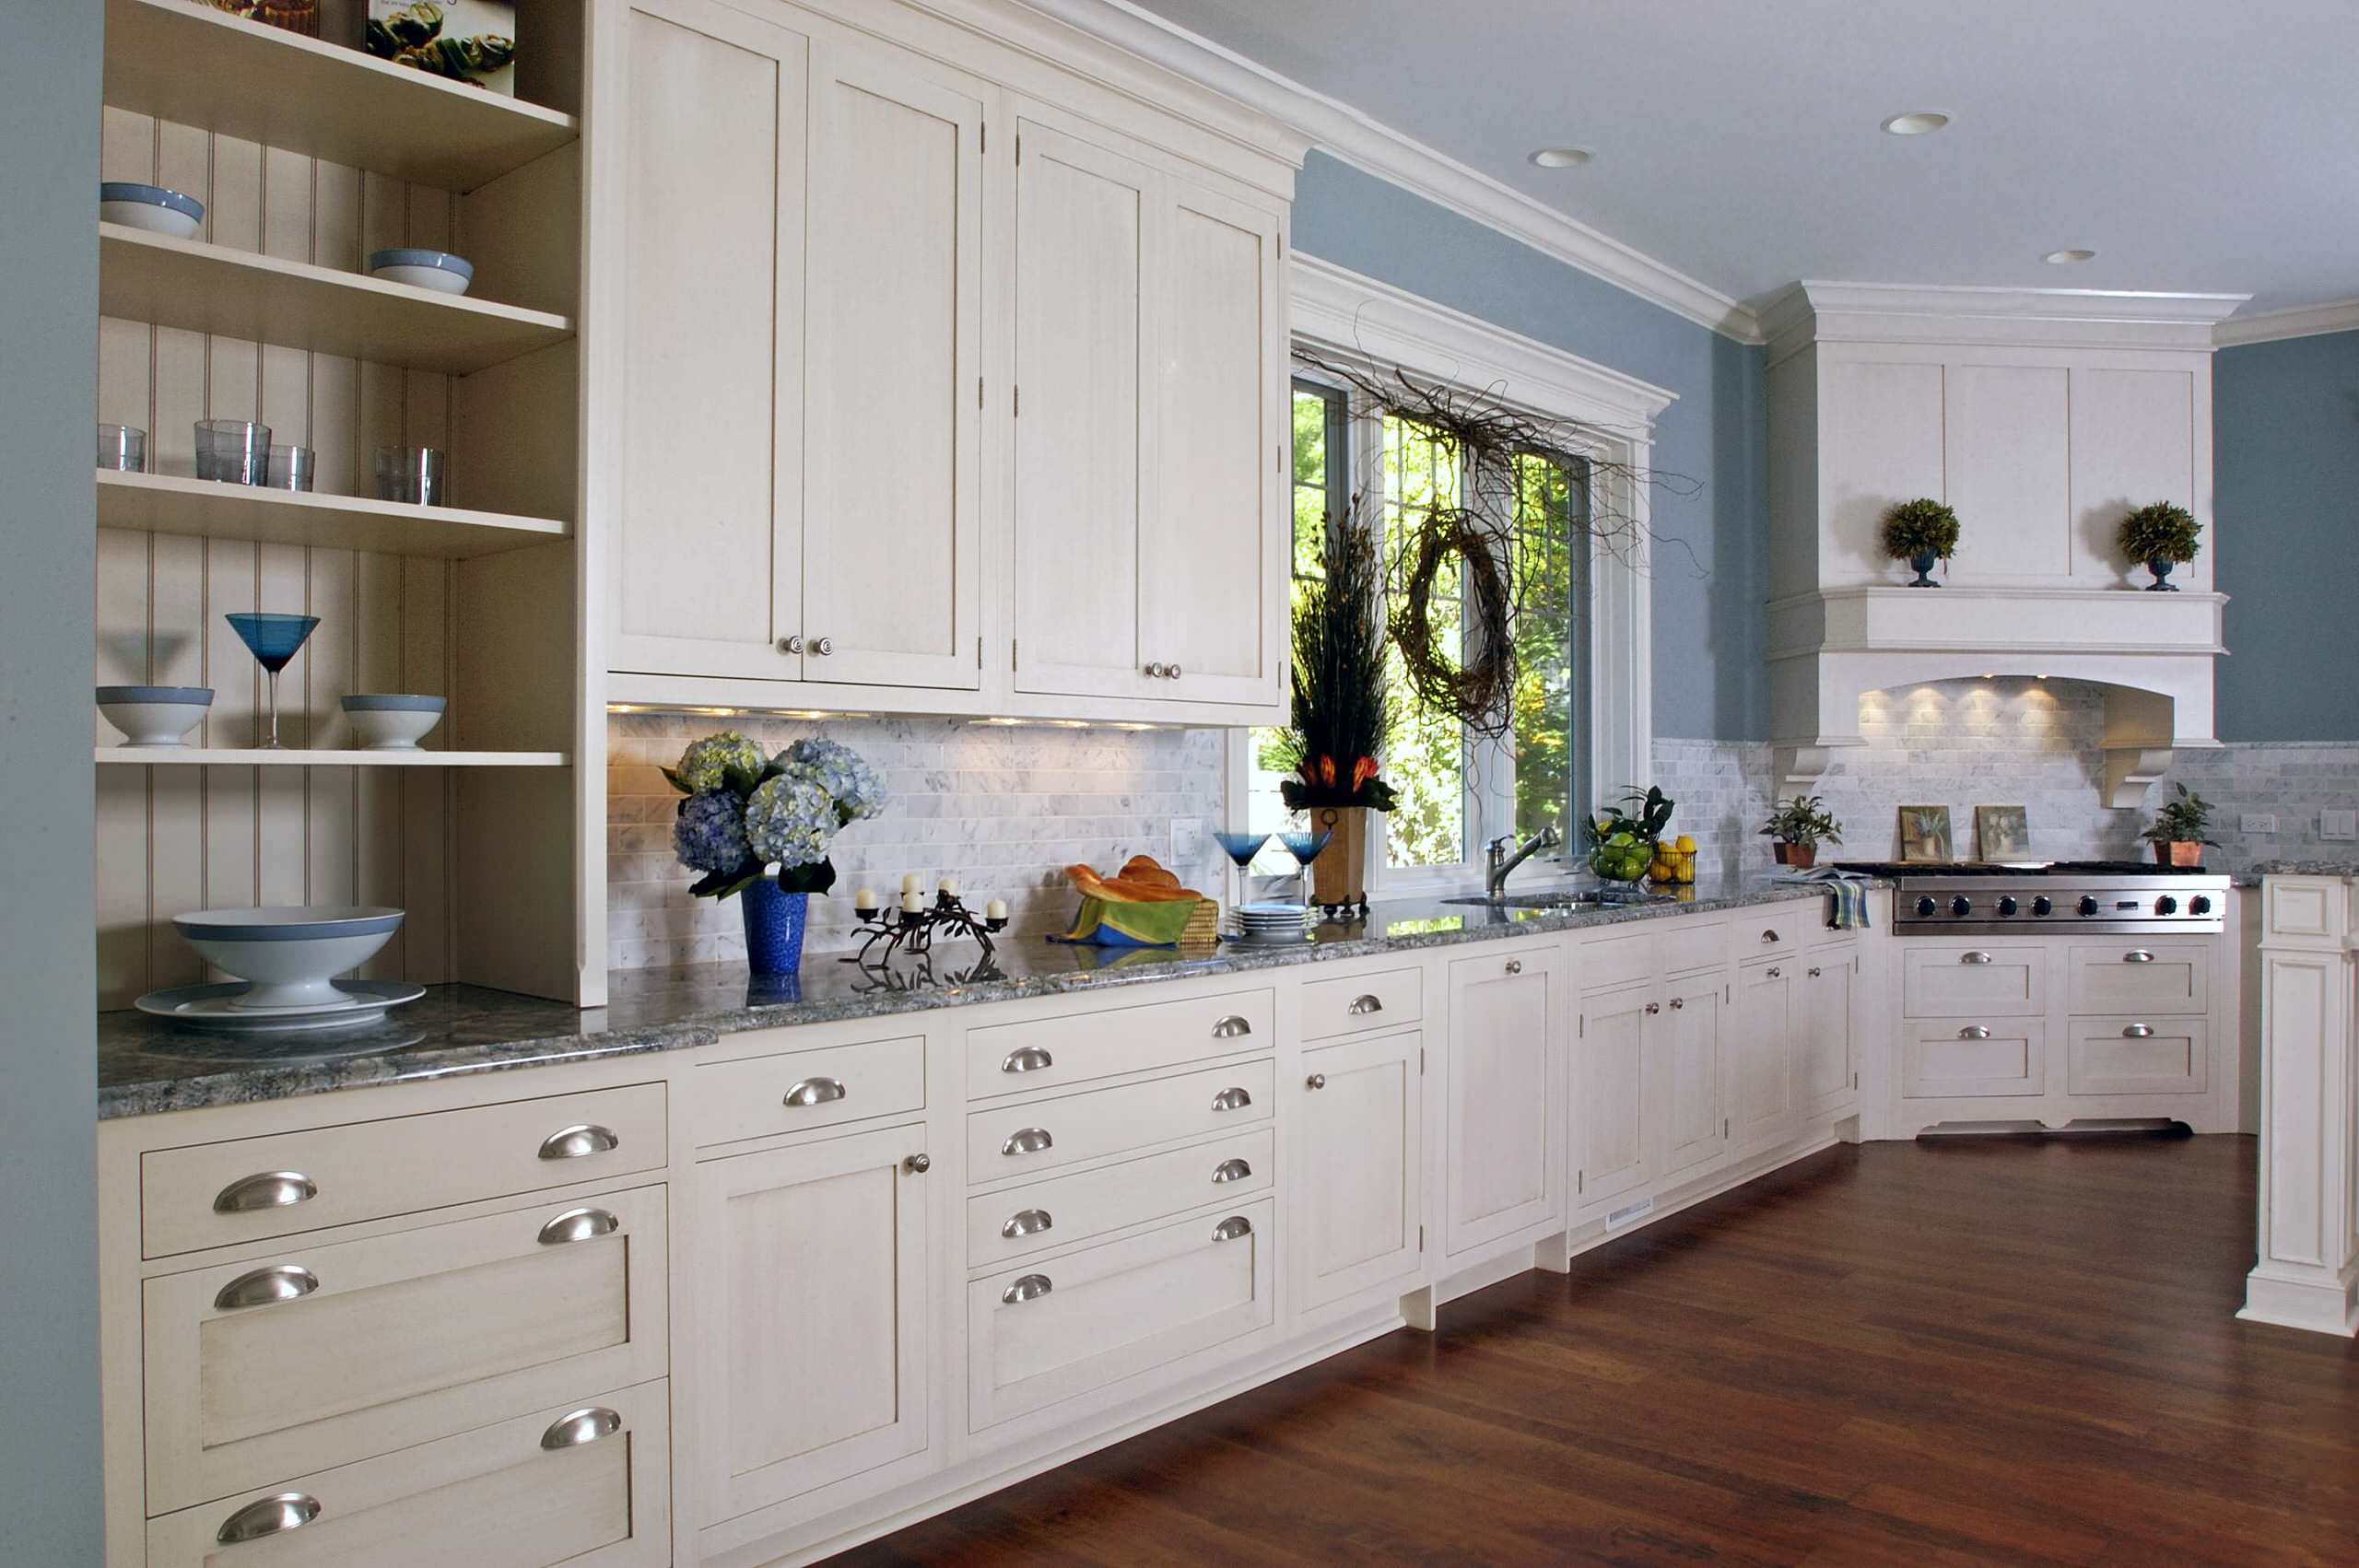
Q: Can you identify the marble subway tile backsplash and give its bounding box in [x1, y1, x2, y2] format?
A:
[607, 714, 1225, 970]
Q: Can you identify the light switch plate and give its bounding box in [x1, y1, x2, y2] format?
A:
[2242, 813, 2279, 835]
[2322, 810, 2358, 842]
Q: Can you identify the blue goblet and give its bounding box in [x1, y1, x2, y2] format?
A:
[1278, 829, 1331, 904]
[225, 612, 320, 750]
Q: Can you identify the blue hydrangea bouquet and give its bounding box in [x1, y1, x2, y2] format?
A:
[665, 731, 886, 974]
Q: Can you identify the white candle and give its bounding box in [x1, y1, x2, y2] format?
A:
[986, 898, 1008, 921]
[901, 872, 922, 895]
[853, 886, 877, 912]
[938, 875, 958, 897]
[900, 890, 924, 914]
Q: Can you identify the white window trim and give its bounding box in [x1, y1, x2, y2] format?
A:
[1229, 252, 1672, 898]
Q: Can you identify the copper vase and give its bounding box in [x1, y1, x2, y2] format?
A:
[2156, 840, 2204, 868]
[1309, 805, 1368, 907]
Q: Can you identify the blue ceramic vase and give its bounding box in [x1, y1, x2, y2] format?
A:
[740, 881, 808, 977]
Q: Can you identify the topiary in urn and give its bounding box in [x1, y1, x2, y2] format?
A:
[1881, 497, 1962, 588]
[2118, 501, 2201, 592]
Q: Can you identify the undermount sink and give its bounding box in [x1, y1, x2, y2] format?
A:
[1441, 889, 1627, 911]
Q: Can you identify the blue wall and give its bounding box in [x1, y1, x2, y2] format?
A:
[0, 1, 103, 1562]
[1289, 153, 1767, 742]
[2213, 330, 2359, 742]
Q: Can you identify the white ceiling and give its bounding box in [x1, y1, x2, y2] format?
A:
[1124, 0, 2359, 320]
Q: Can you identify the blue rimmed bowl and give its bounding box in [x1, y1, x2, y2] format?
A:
[96, 685, 213, 747]
[100, 181, 205, 240]
[366, 247, 474, 296]
[341, 693, 446, 750]
[174, 907, 405, 1011]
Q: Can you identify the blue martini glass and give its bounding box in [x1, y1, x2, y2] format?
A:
[1212, 831, 1270, 913]
[1277, 829, 1332, 904]
[225, 613, 320, 750]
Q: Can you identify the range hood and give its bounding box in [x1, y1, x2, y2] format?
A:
[1758, 283, 2246, 804]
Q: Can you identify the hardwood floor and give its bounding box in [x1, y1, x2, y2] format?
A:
[840, 1136, 2358, 1565]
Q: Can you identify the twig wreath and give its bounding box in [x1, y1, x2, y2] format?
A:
[1294, 347, 1701, 739]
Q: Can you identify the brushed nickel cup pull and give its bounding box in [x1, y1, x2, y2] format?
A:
[2123, 1024, 2155, 1038]
[537, 1124, 620, 1161]
[213, 1170, 317, 1213]
[781, 1077, 847, 1108]
[1305, 1073, 1327, 1090]
[2124, 950, 2155, 964]
[540, 1406, 623, 1451]
[1000, 1046, 1053, 1073]
[777, 635, 804, 654]
[1668, 996, 1685, 1010]
[1960, 951, 1995, 965]
[1210, 1014, 1253, 1038]
[904, 1153, 931, 1174]
[216, 1492, 321, 1545]
[214, 1263, 318, 1312]
[1001, 1209, 1053, 1238]
[1002, 1127, 1052, 1156]
[1211, 1214, 1253, 1242]
[1002, 1273, 1052, 1305]
[1958, 1025, 1992, 1040]
[1210, 1085, 1253, 1112]
[1347, 993, 1384, 1014]
[1761, 929, 1781, 943]
[811, 637, 834, 656]
[1212, 1158, 1252, 1182]
[538, 1207, 619, 1246]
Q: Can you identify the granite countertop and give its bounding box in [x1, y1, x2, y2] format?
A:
[2250, 860, 2359, 878]
[97, 872, 1870, 1119]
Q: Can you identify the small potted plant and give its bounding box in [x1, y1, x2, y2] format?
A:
[2118, 501, 2201, 592]
[665, 731, 887, 976]
[1274, 521, 1399, 909]
[1588, 784, 1674, 887]
[2142, 781, 2218, 868]
[1881, 497, 1961, 588]
[1758, 794, 1843, 869]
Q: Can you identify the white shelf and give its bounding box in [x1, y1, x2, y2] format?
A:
[95, 748, 568, 767]
[97, 470, 567, 558]
[100, 224, 574, 377]
[103, 0, 578, 193]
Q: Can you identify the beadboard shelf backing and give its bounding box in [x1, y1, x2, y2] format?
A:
[100, 224, 574, 376]
[97, 471, 567, 559]
[102, 0, 578, 192]
[94, 748, 568, 767]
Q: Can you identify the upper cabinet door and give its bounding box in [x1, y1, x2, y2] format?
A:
[609, 0, 808, 681]
[800, 40, 986, 691]
[1011, 120, 1156, 700]
[1142, 180, 1284, 707]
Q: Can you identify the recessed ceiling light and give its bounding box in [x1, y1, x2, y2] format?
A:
[1881, 111, 1951, 135]
[1529, 146, 1593, 169]
[2042, 248, 2096, 264]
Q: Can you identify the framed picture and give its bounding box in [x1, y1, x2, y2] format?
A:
[1976, 805, 2032, 861]
[1898, 805, 1954, 863]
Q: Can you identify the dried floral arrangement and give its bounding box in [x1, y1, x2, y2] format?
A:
[1274, 520, 1399, 812]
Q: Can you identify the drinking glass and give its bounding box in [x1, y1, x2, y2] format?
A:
[268, 444, 315, 493]
[195, 419, 270, 485]
[224, 613, 320, 750]
[1277, 829, 1332, 904]
[375, 444, 449, 506]
[1212, 830, 1269, 910]
[98, 424, 147, 473]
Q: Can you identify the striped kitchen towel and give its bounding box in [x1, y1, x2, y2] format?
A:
[1778, 865, 1872, 930]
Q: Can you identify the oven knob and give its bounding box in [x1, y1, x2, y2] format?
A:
[2189, 895, 2212, 916]
[1950, 895, 1972, 918]
[1996, 896, 2019, 917]
[2155, 895, 2179, 916]
[2077, 895, 2100, 917]
[2032, 895, 2054, 917]
[1915, 896, 1938, 918]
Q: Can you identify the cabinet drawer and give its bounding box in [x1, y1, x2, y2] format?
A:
[968, 1059, 1275, 1182]
[1903, 1019, 2047, 1099]
[966, 988, 1273, 1098]
[1579, 929, 1654, 992]
[1903, 944, 2047, 1018]
[967, 1127, 1273, 1269]
[2066, 1017, 2209, 1096]
[1299, 966, 1423, 1041]
[140, 1084, 667, 1259]
[2069, 942, 2209, 1016]
[146, 1380, 670, 1568]
[1736, 907, 1806, 964]
[143, 1185, 667, 1514]
[693, 1032, 925, 1147]
[1662, 919, 1731, 977]
[968, 1196, 1275, 1431]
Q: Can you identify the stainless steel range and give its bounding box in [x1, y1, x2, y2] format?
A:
[1836, 860, 2231, 936]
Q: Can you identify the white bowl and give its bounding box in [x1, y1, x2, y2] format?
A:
[342, 693, 446, 750]
[173, 907, 405, 1011]
[96, 685, 213, 747]
[100, 181, 203, 240]
[367, 247, 474, 296]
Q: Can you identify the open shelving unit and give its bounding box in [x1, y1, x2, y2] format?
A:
[97, 470, 566, 558]
[96, 748, 568, 767]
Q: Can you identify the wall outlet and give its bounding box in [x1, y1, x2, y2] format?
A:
[1169, 816, 1207, 863]
[2242, 813, 2279, 835]
[2322, 810, 2358, 842]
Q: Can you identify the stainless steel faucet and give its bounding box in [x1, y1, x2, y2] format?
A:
[1485, 825, 1562, 899]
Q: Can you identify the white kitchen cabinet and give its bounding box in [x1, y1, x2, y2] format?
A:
[1443, 946, 1567, 1257]
[1801, 948, 1860, 1119]
[1658, 974, 1729, 1182]
[1573, 979, 1655, 1217]
[1296, 1030, 1424, 1311]
[693, 1120, 933, 1527]
[1729, 960, 1799, 1155]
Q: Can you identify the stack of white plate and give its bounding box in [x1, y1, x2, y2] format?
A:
[1234, 901, 1311, 944]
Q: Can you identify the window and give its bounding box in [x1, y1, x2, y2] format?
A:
[1379, 413, 1468, 870]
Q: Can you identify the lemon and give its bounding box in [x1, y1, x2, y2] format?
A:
[1674, 834, 1696, 853]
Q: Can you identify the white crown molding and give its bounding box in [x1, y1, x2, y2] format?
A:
[1018, 0, 1764, 344]
[1290, 252, 1677, 432]
[1760, 280, 2251, 364]
[2214, 298, 2359, 348]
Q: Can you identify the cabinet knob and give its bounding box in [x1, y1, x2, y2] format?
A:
[1144, 661, 1168, 678]
[1807, 966, 1823, 977]
[537, 1124, 619, 1161]
[216, 1492, 321, 1546]
[1168, 663, 1182, 679]
[904, 1153, 932, 1174]
[1210, 1085, 1253, 1112]
[777, 635, 804, 654]
[811, 637, 835, 656]
[540, 1406, 623, 1451]
[1002, 1127, 1053, 1156]
[1001, 1208, 1053, 1238]
[1211, 1158, 1253, 1183]
[213, 1170, 317, 1213]
[781, 1076, 847, 1108]
[537, 1206, 620, 1246]
[1765, 967, 1781, 979]
[213, 1263, 318, 1312]
[1668, 995, 1684, 1010]
[1000, 1046, 1054, 1073]
[1645, 1001, 1661, 1015]
[1211, 1214, 1253, 1243]
[1504, 958, 1523, 975]
[1002, 1273, 1052, 1305]
[1305, 1073, 1327, 1090]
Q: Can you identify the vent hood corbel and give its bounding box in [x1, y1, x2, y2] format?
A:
[1759, 282, 2247, 805]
